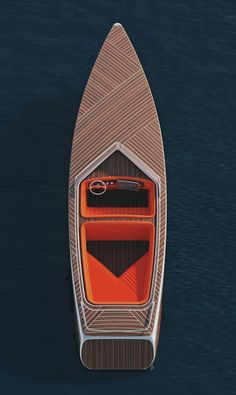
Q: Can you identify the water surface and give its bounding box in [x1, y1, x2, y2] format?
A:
[0, 1, 235, 394]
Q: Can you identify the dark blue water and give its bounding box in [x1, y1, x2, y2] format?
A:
[0, 1, 235, 394]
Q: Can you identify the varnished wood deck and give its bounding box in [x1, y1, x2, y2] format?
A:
[82, 339, 154, 370]
[68, 23, 166, 370]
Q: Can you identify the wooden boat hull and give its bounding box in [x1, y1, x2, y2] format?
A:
[69, 23, 167, 370]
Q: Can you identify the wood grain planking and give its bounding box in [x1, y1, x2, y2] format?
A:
[81, 339, 154, 370]
[68, 23, 167, 369]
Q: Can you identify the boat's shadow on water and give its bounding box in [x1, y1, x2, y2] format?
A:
[0, 98, 143, 384]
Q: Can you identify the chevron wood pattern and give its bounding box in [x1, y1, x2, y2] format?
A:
[68, 23, 166, 369]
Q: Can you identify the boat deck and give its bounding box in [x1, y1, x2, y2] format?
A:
[69, 23, 166, 369]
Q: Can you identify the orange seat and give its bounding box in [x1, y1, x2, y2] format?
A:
[80, 221, 155, 304]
